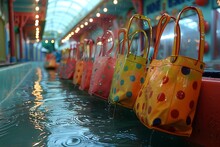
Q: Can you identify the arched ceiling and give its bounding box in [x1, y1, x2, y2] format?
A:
[43, 0, 102, 40]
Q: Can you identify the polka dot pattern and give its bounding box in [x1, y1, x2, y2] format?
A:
[171, 109, 179, 119]
[130, 75, 136, 82]
[181, 66, 190, 75]
[157, 93, 165, 102]
[136, 63, 142, 69]
[126, 91, 132, 98]
[176, 90, 185, 100]
[120, 80, 124, 85]
[153, 118, 161, 126]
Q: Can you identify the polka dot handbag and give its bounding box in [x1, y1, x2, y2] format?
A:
[73, 42, 85, 85]
[79, 39, 94, 91]
[109, 14, 152, 109]
[134, 7, 205, 136]
[88, 30, 116, 100]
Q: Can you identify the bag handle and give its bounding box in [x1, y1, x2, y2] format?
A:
[102, 30, 115, 57]
[76, 42, 83, 60]
[86, 39, 94, 61]
[129, 29, 149, 60]
[173, 6, 205, 62]
[117, 28, 128, 55]
[127, 14, 152, 58]
[153, 13, 177, 59]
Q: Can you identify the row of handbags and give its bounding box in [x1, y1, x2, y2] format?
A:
[58, 6, 205, 137]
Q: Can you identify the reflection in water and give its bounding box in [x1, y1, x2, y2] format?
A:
[29, 68, 47, 146]
[0, 66, 194, 146]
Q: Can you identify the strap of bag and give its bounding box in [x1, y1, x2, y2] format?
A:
[87, 39, 94, 61]
[102, 30, 115, 57]
[126, 14, 152, 59]
[173, 6, 205, 62]
[117, 28, 128, 55]
[153, 13, 177, 59]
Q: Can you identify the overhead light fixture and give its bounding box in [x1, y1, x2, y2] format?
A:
[89, 18, 93, 22]
[35, 14, 39, 19]
[103, 8, 108, 12]
[80, 24, 84, 28]
[84, 22, 88, 26]
[96, 12, 100, 17]
[35, 6, 39, 11]
[51, 40, 54, 43]
[113, 0, 118, 4]
[71, 32, 74, 35]
[36, 0, 39, 2]
[45, 40, 48, 43]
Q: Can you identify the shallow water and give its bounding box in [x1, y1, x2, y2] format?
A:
[0, 67, 194, 147]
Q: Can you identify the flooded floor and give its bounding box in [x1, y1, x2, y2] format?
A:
[0, 66, 194, 146]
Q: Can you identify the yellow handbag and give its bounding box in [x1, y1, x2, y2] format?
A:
[109, 14, 152, 109]
[134, 7, 205, 136]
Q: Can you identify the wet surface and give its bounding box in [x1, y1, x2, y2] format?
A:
[0, 66, 195, 147]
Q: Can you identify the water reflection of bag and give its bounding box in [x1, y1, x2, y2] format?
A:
[88, 30, 116, 100]
[134, 7, 205, 136]
[109, 14, 152, 109]
[73, 42, 84, 85]
[79, 39, 94, 91]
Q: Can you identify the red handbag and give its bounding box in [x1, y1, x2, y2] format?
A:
[73, 42, 85, 85]
[79, 39, 94, 91]
[88, 30, 116, 100]
[62, 45, 77, 79]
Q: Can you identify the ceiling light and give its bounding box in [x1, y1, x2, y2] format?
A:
[35, 6, 39, 11]
[80, 24, 84, 28]
[89, 18, 93, 22]
[71, 32, 74, 35]
[45, 40, 48, 43]
[36, 0, 39, 2]
[103, 8, 108, 12]
[96, 12, 100, 17]
[35, 14, 39, 19]
[113, 0, 118, 4]
[51, 40, 54, 43]
[36, 39, 39, 42]
[84, 22, 88, 26]
[36, 27, 39, 31]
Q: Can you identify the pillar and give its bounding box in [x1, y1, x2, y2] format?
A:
[8, 0, 16, 62]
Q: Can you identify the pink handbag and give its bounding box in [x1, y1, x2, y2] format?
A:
[63, 45, 77, 79]
[79, 39, 94, 91]
[88, 30, 116, 100]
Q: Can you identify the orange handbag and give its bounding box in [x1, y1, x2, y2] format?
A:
[88, 30, 116, 100]
[109, 14, 152, 109]
[79, 39, 94, 91]
[134, 7, 205, 136]
[73, 42, 84, 85]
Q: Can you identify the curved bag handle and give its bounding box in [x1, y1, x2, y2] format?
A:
[127, 14, 152, 59]
[173, 6, 205, 62]
[153, 13, 177, 59]
[76, 42, 83, 60]
[87, 39, 94, 61]
[117, 28, 128, 55]
[102, 30, 115, 57]
[129, 29, 149, 60]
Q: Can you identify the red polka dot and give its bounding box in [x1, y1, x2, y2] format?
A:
[171, 109, 179, 119]
[136, 103, 140, 110]
[149, 91, 153, 98]
[176, 90, 185, 100]
[162, 76, 169, 84]
[157, 93, 165, 102]
[141, 116, 144, 123]
[189, 100, 194, 109]
[142, 103, 145, 110]
[193, 81, 198, 90]
[148, 106, 152, 114]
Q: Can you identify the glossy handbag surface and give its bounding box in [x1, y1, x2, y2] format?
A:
[88, 30, 116, 100]
[109, 14, 152, 109]
[134, 7, 205, 136]
[79, 39, 94, 91]
[63, 47, 77, 79]
[73, 42, 85, 85]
